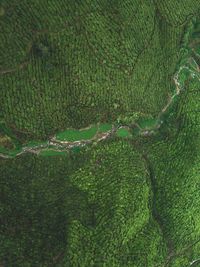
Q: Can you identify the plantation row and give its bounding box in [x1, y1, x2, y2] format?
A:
[138, 30, 200, 263]
[155, 0, 200, 26]
[1, 140, 167, 267]
[1, 5, 188, 140]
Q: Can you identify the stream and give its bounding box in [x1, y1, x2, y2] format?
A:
[0, 44, 199, 159]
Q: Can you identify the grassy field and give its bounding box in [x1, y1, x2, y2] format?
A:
[56, 126, 97, 141]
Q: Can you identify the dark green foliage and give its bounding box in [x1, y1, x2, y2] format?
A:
[59, 140, 166, 267]
[0, 140, 167, 267]
[155, 0, 200, 26]
[1, 0, 196, 140]
[0, 153, 90, 266]
[1, 1, 200, 267]
[136, 64, 200, 266]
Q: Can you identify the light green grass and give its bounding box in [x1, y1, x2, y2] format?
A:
[39, 149, 67, 157]
[56, 126, 97, 142]
[116, 127, 132, 138]
[98, 123, 112, 133]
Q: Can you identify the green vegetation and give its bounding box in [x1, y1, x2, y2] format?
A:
[137, 117, 159, 130]
[1, 1, 200, 267]
[25, 140, 48, 148]
[0, 153, 89, 266]
[39, 149, 67, 157]
[0, 7, 5, 17]
[56, 126, 97, 142]
[0, 134, 14, 150]
[0, 142, 165, 266]
[135, 63, 200, 266]
[98, 123, 112, 133]
[1, 0, 199, 141]
[115, 127, 132, 138]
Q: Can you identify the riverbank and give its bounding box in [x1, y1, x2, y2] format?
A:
[1, 21, 199, 159]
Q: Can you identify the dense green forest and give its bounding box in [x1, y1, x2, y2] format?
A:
[1, 0, 199, 139]
[1, 0, 200, 266]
